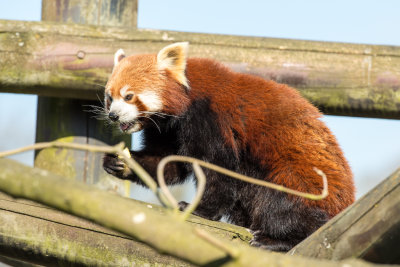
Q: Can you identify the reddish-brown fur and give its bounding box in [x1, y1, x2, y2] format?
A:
[181, 58, 354, 217]
[107, 55, 190, 114]
[103, 50, 355, 251]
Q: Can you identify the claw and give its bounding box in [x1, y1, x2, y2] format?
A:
[103, 154, 128, 177]
[249, 229, 263, 247]
[104, 166, 119, 175]
[249, 229, 262, 236]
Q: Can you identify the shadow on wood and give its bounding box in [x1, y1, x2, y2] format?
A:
[0, 192, 193, 266]
[0, 157, 390, 267]
[291, 168, 400, 265]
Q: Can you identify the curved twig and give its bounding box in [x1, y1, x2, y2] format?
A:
[157, 155, 329, 219]
[1, 141, 329, 259]
[1, 143, 328, 219]
[180, 162, 207, 220]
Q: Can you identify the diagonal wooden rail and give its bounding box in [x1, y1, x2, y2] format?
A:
[291, 168, 400, 264]
[0, 19, 400, 118]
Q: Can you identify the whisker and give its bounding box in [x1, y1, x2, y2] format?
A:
[136, 115, 161, 133]
[82, 103, 108, 122]
[140, 111, 180, 118]
[83, 111, 106, 116]
[86, 82, 106, 89]
[90, 115, 108, 120]
[146, 117, 161, 133]
[83, 108, 105, 112]
[82, 104, 105, 109]
[84, 109, 106, 113]
[96, 94, 106, 108]
[82, 104, 107, 113]
[147, 113, 166, 119]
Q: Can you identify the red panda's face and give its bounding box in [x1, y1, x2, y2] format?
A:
[104, 42, 189, 133]
[105, 55, 165, 133]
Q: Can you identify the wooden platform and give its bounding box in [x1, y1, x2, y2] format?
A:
[0, 157, 399, 266]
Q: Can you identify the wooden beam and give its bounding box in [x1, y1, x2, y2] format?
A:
[291, 168, 400, 265]
[0, 192, 191, 266]
[0, 158, 388, 267]
[0, 20, 399, 118]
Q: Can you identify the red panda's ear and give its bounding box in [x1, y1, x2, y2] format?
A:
[114, 49, 126, 67]
[157, 42, 189, 88]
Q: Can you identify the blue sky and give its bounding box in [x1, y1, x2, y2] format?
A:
[139, 0, 400, 46]
[0, 0, 400, 199]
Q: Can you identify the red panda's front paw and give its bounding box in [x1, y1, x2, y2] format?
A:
[103, 153, 128, 179]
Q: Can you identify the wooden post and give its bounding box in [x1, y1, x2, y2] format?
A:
[35, 0, 135, 185]
[40, 0, 137, 28]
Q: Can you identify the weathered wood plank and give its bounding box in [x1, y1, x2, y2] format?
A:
[0, 158, 391, 267]
[291, 168, 400, 264]
[0, 192, 191, 266]
[41, 0, 137, 28]
[0, 20, 399, 118]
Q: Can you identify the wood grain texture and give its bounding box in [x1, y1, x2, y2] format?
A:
[290, 168, 400, 265]
[0, 19, 399, 118]
[41, 0, 137, 28]
[0, 192, 191, 266]
[0, 158, 390, 267]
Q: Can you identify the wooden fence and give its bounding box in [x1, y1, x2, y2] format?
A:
[0, 0, 399, 266]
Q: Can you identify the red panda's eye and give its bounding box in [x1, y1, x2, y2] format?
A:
[124, 94, 134, 101]
[107, 94, 113, 102]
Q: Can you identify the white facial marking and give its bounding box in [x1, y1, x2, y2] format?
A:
[110, 99, 138, 123]
[138, 91, 163, 111]
[104, 90, 110, 104]
[120, 85, 130, 98]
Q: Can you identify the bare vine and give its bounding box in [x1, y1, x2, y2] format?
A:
[0, 141, 329, 258]
[0, 141, 328, 221]
[157, 155, 328, 221]
[0, 141, 172, 208]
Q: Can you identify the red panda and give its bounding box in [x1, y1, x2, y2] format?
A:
[103, 42, 355, 251]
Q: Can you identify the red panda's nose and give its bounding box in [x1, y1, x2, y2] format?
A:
[108, 112, 119, 122]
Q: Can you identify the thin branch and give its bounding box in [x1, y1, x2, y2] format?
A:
[0, 141, 121, 157]
[156, 157, 179, 209]
[1, 143, 328, 221]
[0, 141, 172, 208]
[180, 162, 207, 220]
[157, 155, 329, 218]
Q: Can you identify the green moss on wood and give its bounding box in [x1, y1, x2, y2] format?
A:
[0, 158, 388, 267]
[0, 19, 400, 118]
[35, 137, 76, 180]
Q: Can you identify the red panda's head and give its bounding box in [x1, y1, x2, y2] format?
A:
[105, 42, 190, 133]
